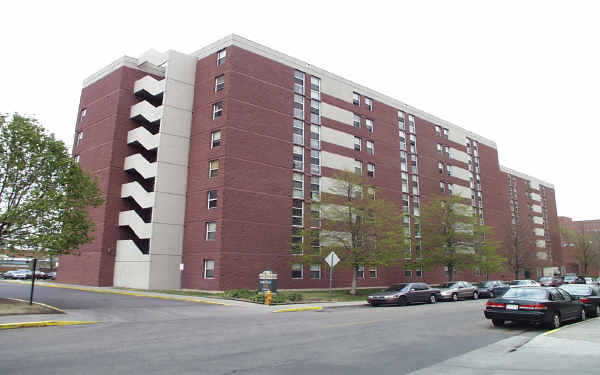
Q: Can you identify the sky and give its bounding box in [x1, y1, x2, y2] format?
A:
[1, 0, 598, 220]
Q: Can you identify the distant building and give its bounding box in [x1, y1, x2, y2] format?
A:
[558, 217, 600, 275]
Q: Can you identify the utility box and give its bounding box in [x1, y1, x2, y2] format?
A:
[258, 270, 278, 293]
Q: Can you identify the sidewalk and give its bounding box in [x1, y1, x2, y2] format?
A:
[409, 316, 600, 374]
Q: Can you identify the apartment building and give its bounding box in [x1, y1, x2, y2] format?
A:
[59, 34, 560, 290]
[559, 217, 600, 275]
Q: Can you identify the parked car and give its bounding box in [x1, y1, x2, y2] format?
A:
[559, 284, 600, 317]
[47, 271, 56, 280]
[584, 277, 597, 286]
[5, 269, 32, 280]
[367, 283, 441, 306]
[475, 280, 507, 298]
[484, 286, 585, 329]
[438, 281, 479, 301]
[34, 270, 47, 279]
[538, 276, 563, 287]
[2, 270, 18, 279]
[563, 275, 586, 284]
[493, 280, 540, 298]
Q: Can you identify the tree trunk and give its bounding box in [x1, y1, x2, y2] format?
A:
[350, 266, 357, 295]
[514, 269, 519, 280]
[448, 265, 454, 282]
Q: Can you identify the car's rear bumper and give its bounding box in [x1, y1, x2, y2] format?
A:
[484, 309, 548, 323]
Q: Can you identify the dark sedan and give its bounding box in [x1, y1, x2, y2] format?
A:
[559, 284, 600, 317]
[475, 280, 507, 298]
[538, 276, 563, 287]
[367, 283, 441, 306]
[484, 286, 585, 329]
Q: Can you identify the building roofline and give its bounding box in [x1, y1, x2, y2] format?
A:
[82, 56, 165, 88]
[499, 165, 555, 189]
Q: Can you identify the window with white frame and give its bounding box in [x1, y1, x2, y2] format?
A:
[310, 150, 321, 175]
[292, 199, 303, 226]
[403, 216, 411, 237]
[293, 145, 304, 171]
[444, 146, 450, 157]
[366, 118, 373, 133]
[437, 143, 442, 154]
[310, 264, 321, 279]
[412, 179, 419, 194]
[293, 172, 304, 199]
[74, 155, 80, 163]
[310, 177, 320, 200]
[354, 136, 362, 151]
[368, 186, 376, 200]
[353, 92, 360, 106]
[356, 266, 365, 279]
[408, 115, 415, 133]
[443, 128, 449, 139]
[294, 71, 305, 94]
[414, 222, 421, 238]
[206, 222, 217, 240]
[409, 134, 417, 153]
[448, 183, 453, 195]
[402, 193, 410, 212]
[294, 94, 304, 119]
[207, 190, 218, 209]
[310, 99, 320, 124]
[400, 133, 407, 151]
[446, 164, 452, 176]
[215, 75, 224, 92]
[216, 49, 227, 65]
[80, 108, 87, 122]
[310, 204, 321, 228]
[435, 125, 441, 136]
[401, 173, 408, 193]
[212, 102, 223, 119]
[310, 77, 321, 100]
[369, 267, 377, 278]
[291, 228, 303, 254]
[415, 266, 423, 277]
[204, 260, 215, 278]
[353, 114, 361, 128]
[291, 264, 303, 279]
[438, 162, 443, 174]
[366, 140, 374, 155]
[209, 160, 219, 178]
[398, 111, 405, 131]
[411, 154, 418, 174]
[211, 130, 221, 148]
[365, 97, 373, 110]
[354, 160, 362, 175]
[293, 119, 304, 145]
[440, 181, 445, 192]
[310, 125, 320, 149]
[76, 131, 83, 146]
[367, 163, 375, 177]
[414, 240, 422, 257]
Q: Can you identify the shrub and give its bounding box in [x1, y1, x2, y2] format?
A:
[223, 289, 256, 299]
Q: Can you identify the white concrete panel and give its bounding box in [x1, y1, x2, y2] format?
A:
[532, 204, 542, 213]
[455, 203, 473, 216]
[138, 49, 168, 67]
[152, 193, 187, 226]
[530, 192, 541, 202]
[321, 151, 356, 172]
[165, 50, 198, 84]
[115, 240, 150, 262]
[160, 107, 193, 138]
[162, 79, 195, 112]
[149, 254, 182, 290]
[536, 240, 546, 248]
[156, 134, 190, 167]
[130, 101, 163, 124]
[149, 223, 184, 255]
[536, 251, 548, 260]
[321, 126, 354, 149]
[452, 184, 471, 199]
[499, 166, 554, 189]
[134, 76, 165, 98]
[451, 166, 472, 181]
[448, 127, 467, 146]
[320, 75, 354, 103]
[154, 162, 188, 195]
[119, 210, 152, 239]
[533, 216, 544, 225]
[114, 260, 150, 289]
[529, 181, 541, 190]
[128, 127, 159, 151]
[321, 102, 354, 126]
[449, 148, 470, 164]
[121, 182, 155, 209]
[534, 228, 545, 237]
[124, 154, 157, 179]
[321, 230, 352, 246]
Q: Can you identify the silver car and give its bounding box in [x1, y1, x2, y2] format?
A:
[438, 281, 479, 301]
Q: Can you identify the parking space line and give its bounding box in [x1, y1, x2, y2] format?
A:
[0, 321, 98, 330]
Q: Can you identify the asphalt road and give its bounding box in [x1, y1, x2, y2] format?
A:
[0, 282, 541, 375]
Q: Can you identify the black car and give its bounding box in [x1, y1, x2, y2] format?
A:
[563, 275, 586, 284]
[475, 280, 507, 298]
[367, 283, 441, 306]
[484, 286, 585, 329]
[559, 284, 600, 317]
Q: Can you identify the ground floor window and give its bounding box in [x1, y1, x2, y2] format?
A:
[356, 265, 364, 279]
[292, 264, 303, 279]
[310, 264, 321, 279]
[204, 260, 215, 279]
[369, 267, 377, 278]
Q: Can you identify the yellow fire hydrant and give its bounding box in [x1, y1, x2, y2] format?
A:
[265, 290, 273, 305]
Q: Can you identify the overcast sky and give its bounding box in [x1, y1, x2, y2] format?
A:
[2, 1, 598, 220]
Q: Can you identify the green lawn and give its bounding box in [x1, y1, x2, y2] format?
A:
[299, 288, 383, 302]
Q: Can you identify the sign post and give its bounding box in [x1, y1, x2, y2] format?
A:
[324, 251, 339, 301]
[29, 258, 37, 305]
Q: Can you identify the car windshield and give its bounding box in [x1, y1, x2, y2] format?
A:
[539, 277, 552, 282]
[502, 288, 547, 300]
[509, 280, 528, 285]
[439, 283, 458, 288]
[564, 276, 576, 281]
[476, 282, 493, 287]
[560, 285, 592, 296]
[383, 284, 408, 292]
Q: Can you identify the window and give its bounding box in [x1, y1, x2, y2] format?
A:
[435, 126, 441, 136]
[310, 264, 321, 279]
[204, 260, 215, 278]
[408, 115, 415, 133]
[440, 181, 445, 192]
[311, 77, 321, 100]
[400, 134, 407, 151]
[356, 266, 365, 279]
[211, 130, 221, 148]
[415, 267, 423, 277]
[209, 160, 219, 178]
[310, 204, 321, 228]
[402, 193, 410, 212]
[310, 100, 320, 124]
[468, 160, 473, 171]
[412, 179, 419, 195]
[292, 264, 303, 279]
[310, 150, 321, 175]
[409, 134, 417, 153]
[398, 111, 405, 131]
[366, 141, 374, 155]
[353, 136, 362, 151]
[310, 177, 320, 200]
[291, 228, 303, 254]
[413, 195, 420, 209]
[292, 199, 303, 226]
[310, 125, 321, 149]
[293, 172, 304, 199]
[74, 155, 80, 163]
[293, 119, 304, 145]
[215, 75, 224, 92]
[206, 222, 217, 240]
[405, 269, 412, 277]
[368, 187, 376, 200]
[354, 160, 362, 175]
[294, 71, 305, 94]
[353, 92, 360, 106]
[365, 97, 373, 110]
[367, 163, 375, 177]
[217, 49, 227, 65]
[446, 164, 452, 176]
[369, 267, 377, 278]
[401, 173, 408, 193]
[293, 145, 304, 171]
[438, 162, 443, 174]
[76, 131, 83, 146]
[208, 190, 218, 209]
[437, 144, 442, 154]
[353, 114, 361, 128]
[466, 142, 471, 154]
[444, 146, 450, 157]
[448, 183, 453, 195]
[414, 222, 421, 238]
[443, 128, 449, 139]
[366, 118, 373, 133]
[80, 108, 87, 122]
[212, 102, 223, 119]
[414, 240, 422, 257]
[294, 94, 304, 119]
[411, 154, 418, 174]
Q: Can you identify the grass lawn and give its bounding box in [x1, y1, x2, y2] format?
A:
[299, 288, 383, 302]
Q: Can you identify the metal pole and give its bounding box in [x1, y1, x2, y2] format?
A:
[29, 258, 37, 305]
[328, 266, 333, 301]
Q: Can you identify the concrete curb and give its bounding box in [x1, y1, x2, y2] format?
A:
[6, 297, 66, 314]
[272, 306, 323, 313]
[0, 321, 98, 330]
[1, 280, 231, 306]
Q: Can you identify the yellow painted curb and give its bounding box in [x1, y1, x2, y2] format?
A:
[543, 328, 560, 336]
[6, 298, 65, 314]
[0, 321, 98, 330]
[1, 280, 231, 306]
[273, 306, 323, 313]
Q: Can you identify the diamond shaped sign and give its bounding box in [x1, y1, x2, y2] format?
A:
[324, 251, 340, 268]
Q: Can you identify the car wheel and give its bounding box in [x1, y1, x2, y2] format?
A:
[492, 319, 504, 327]
[429, 294, 437, 304]
[473, 291, 479, 300]
[579, 308, 586, 322]
[549, 313, 560, 329]
[451, 293, 458, 302]
[397, 296, 408, 306]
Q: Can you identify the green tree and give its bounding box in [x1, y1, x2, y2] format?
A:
[421, 194, 475, 281]
[0, 114, 103, 255]
[292, 171, 406, 294]
[560, 226, 599, 276]
[504, 220, 538, 279]
[472, 220, 505, 279]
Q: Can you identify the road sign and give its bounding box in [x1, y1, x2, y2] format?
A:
[325, 251, 339, 268]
